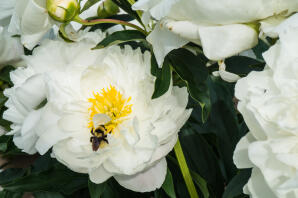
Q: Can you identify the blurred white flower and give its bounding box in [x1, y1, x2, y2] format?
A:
[1, 0, 101, 50]
[0, 0, 24, 67]
[133, 0, 298, 65]
[234, 14, 298, 198]
[0, 27, 24, 67]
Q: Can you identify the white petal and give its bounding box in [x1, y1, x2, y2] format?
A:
[199, 24, 258, 61]
[0, 27, 24, 67]
[147, 21, 188, 66]
[15, 74, 46, 110]
[89, 166, 113, 184]
[164, 20, 200, 44]
[20, 0, 53, 49]
[233, 132, 256, 169]
[245, 168, 277, 198]
[114, 158, 167, 192]
[0, 0, 16, 21]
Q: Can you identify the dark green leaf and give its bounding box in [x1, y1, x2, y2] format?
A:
[0, 168, 26, 186]
[0, 190, 23, 198]
[34, 191, 64, 198]
[222, 169, 251, 198]
[168, 49, 210, 122]
[162, 169, 176, 198]
[0, 66, 14, 85]
[252, 39, 270, 60]
[177, 130, 224, 197]
[191, 171, 209, 198]
[2, 168, 88, 194]
[81, 0, 101, 13]
[93, 30, 146, 49]
[152, 58, 172, 99]
[88, 179, 106, 198]
[111, 0, 142, 24]
[0, 135, 11, 153]
[225, 56, 265, 76]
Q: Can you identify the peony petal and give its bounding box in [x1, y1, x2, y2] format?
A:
[20, 0, 53, 49]
[245, 168, 277, 198]
[89, 166, 113, 184]
[199, 24, 258, 61]
[0, 0, 16, 21]
[233, 132, 255, 169]
[147, 21, 188, 66]
[114, 158, 167, 192]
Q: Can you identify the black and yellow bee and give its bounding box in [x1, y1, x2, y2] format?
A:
[90, 125, 109, 151]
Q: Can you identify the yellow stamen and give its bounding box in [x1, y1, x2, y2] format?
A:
[88, 85, 132, 135]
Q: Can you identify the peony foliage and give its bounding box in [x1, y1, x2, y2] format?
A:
[0, 0, 296, 198]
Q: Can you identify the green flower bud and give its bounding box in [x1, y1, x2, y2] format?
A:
[97, 0, 119, 18]
[47, 0, 80, 23]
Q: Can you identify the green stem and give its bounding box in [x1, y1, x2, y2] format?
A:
[73, 15, 147, 35]
[174, 139, 199, 198]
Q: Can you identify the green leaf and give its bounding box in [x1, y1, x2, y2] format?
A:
[162, 169, 176, 198]
[0, 191, 23, 198]
[0, 66, 14, 85]
[0, 168, 26, 186]
[224, 56, 265, 76]
[191, 171, 209, 198]
[168, 49, 210, 122]
[152, 57, 172, 99]
[252, 39, 271, 60]
[1, 168, 88, 195]
[111, 0, 142, 24]
[222, 169, 251, 198]
[81, 0, 101, 13]
[88, 179, 106, 198]
[0, 135, 11, 152]
[93, 30, 146, 49]
[34, 191, 65, 198]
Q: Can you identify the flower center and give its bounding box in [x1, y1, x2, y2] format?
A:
[88, 85, 132, 135]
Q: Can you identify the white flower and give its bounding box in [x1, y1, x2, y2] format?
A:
[2, 0, 100, 50]
[133, 0, 298, 65]
[0, 27, 24, 67]
[20, 33, 191, 192]
[2, 30, 105, 155]
[0, 1, 24, 67]
[233, 14, 298, 198]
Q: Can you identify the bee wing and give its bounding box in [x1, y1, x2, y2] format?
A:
[93, 113, 111, 126]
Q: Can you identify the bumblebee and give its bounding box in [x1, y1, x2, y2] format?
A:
[90, 125, 109, 151]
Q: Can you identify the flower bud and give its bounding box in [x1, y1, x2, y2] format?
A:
[97, 0, 119, 18]
[47, 0, 80, 22]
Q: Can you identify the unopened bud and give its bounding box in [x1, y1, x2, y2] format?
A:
[97, 0, 119, 18]
[47, 0, 80, 22]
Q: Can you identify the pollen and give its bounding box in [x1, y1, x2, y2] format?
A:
[88, 85, 132, 135]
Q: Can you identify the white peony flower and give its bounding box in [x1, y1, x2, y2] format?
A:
[233, 14, 298, 198]
[3, 30, 191, 192]
[133, 0, 298, 65]
[2, 30, 105, 155]
[2, 0, 100, 50]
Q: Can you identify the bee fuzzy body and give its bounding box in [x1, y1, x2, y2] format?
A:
[90, 125, 109, 151]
